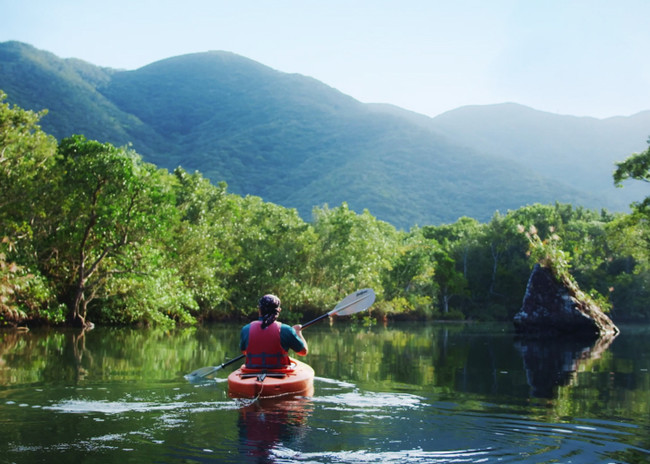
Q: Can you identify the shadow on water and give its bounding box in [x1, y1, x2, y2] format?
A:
[515, 332, 618, 398]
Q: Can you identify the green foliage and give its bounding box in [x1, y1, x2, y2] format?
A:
[98, 265, 197, 327]
[614, 140, 650, 217]
[0, 237, 28, 324]
[169, 169, 234, 316]
[0, 92, 61, 323]
[312, 203, 396, 302]
[522, 225, 572, 276]
[605, 142, 650, 317]
[381, 230, 436, 313]
[0, 237, 64, 325]
[522, 225, 612, 313]
[40, 135, 180, 325]
[0, 90, 57, 225]
[614, 139, 650, 187]
[0, 94, 649, 326]
[225, 196, 318, 316]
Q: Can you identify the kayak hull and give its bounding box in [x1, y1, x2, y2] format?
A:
[227, 358, 314, 399]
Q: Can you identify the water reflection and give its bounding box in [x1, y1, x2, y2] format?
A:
[0, 325, 240, 385]
[514, 333, 618, 398]
[0, 323, 648, 463]
[237, 396, 313, 462]
[71, 328, 93, 383]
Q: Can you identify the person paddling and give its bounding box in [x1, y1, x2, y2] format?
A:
[239, 294, 308, 369]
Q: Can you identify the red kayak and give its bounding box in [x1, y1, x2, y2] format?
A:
[227, 358, 314, 399]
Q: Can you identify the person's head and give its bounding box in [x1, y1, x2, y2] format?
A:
[258, 294, 281, 328]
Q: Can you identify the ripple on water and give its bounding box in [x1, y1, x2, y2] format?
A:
[270, 446, 498, 463]
[263, 392, 648, 464]
[42, 399, 236, 414]
[4, 382, 648, 463]
[312, 391, 425, 411]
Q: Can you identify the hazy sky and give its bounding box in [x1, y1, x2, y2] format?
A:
[2, 0, 649, 119]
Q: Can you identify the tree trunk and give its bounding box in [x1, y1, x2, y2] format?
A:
[68, 281, 93, 328]
[489, 243, 499, 295]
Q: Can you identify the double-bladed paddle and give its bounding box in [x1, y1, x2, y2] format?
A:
[184, 288, 375, 381]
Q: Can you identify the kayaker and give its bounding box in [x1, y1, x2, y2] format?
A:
[239, 294, 308, 369]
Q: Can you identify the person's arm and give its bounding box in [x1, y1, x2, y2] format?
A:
[240, 324, 250, 353]
[292, 324, 308, 356]
[281, 324, 308, 356]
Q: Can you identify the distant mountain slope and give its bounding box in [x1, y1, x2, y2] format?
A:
[429, 103, 650, 211]
[0, 41, 169, 160]
[99, 51, 369, 198]
[0, 41, 629, 228]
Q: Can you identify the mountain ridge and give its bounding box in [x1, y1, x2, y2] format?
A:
[430, 102, 650, 211]
[1, 41, 645, 228]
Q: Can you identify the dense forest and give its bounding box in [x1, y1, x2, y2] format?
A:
[1, 91, 649, 328]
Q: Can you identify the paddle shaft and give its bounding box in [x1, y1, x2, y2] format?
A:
[300, 312, 329, 329]
[217, 353, 245, 370]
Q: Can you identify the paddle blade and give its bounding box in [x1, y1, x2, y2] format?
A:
[184, 366, 218, 381]
[331, 288, 376, 316]
[184, 353, 246, 381]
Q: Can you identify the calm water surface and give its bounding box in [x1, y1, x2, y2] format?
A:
[0, 322, 648, 463]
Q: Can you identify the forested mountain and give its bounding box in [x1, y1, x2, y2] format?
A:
[1, 41, 645, 228]
[430, 103, 650, 212]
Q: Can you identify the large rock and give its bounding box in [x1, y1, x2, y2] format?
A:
[514, 264, 619, 338]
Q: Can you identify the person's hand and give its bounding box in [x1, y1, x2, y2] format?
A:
[292, 324, 308, 355]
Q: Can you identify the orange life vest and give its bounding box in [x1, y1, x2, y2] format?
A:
[245, 321, 291, 369]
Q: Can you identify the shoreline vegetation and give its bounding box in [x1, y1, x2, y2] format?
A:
[2, 91, 649, 328]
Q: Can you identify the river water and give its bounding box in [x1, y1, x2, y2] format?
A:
[0, 321, 648, 463]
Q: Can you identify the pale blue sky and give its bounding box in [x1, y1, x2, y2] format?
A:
[2, 0, 649, 118]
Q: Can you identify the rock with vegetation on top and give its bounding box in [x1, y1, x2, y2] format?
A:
[514, 264, 619, 338]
